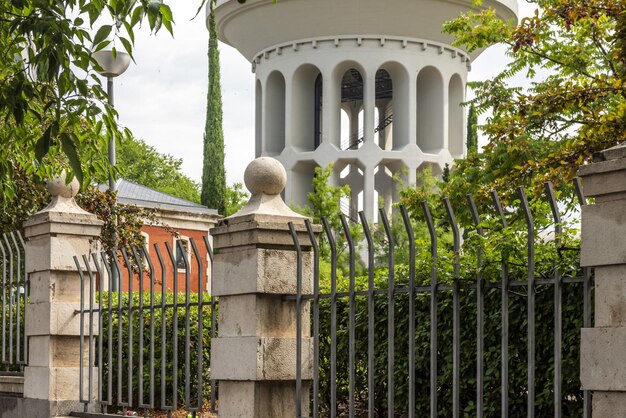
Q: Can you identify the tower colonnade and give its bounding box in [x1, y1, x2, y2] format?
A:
[254, 35, 469, 220]
[212, 0, 518, 221]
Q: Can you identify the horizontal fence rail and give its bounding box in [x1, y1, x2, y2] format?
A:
[73, 236, 217, 417]
[291, 180, 593, 418]
[0, 231, 28, 373]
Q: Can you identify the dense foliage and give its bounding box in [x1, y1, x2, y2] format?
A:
[224, 182, 248, 216]
[99, 291, 214, 412]
[0, 1, 174, 198]
[201, 6, 227, 214]
[440, 0, 626, 207]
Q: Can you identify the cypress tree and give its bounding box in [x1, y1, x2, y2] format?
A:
[466, 103, 478, 154]
[442, 163, 450, 183]
[201, 6, 226, 214]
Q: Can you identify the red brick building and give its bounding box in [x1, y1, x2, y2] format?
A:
[105, 179, 221, 293]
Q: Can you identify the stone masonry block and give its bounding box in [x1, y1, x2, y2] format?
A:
[594, 265, 626, 327]
[28, 335, 91, 368]
[25, 234, 99, 274]
[578, 155, 626, 201]
[212, 247, 313, 296]
[28, 271, 86, 304]
[592, 392, 626, 418]
[25, 301, 99, 337]
[24, 210, 102, 240]
[218, 294, 310, 337]
[211, 336, 312, 381]
[581, 201, 626, 267]
[24, 366, 97, 402]
[211, 220, 317, 251]
[218, 381, 310, 418]
[581, 327, 626, 391]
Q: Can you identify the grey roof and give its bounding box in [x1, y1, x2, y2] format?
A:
[99, 179, 218, 216]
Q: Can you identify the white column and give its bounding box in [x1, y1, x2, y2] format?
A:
[323, 66, 340, 148]
[363, 165, 375, 221]
[283, 68, 294, 151]
[362, 69, 375, 144]
[442, 78, 450, 150]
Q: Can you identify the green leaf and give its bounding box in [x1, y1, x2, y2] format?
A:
[92, 24, 112, 46]
[60, 133, 84, 185]
[130, 5, 143, 28]
[119, 37, 133, 59]
[35, 125, 53, 162]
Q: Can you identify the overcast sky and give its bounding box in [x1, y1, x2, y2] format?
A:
[113, 1, 536, 187]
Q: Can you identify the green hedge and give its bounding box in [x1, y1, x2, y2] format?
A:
[99, 292, 214, 411]
[315, 282, 586, 417]
[313, 217, 587, 417]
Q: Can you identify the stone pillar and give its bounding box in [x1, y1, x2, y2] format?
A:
[579, 143, 626, 416]
[22, 176, 102, 417]
[210, 157, 315, 418]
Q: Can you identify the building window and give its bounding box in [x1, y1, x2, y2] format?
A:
[175, 236, 190, 270]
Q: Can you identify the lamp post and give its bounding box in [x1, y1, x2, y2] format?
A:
[92, 50, 131, 192]
[92, 50, 131, 291]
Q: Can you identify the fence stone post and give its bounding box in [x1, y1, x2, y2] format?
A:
[210, 157, 315, 417]
[579, 143, 626, 416]
[22, 176, 102, 417]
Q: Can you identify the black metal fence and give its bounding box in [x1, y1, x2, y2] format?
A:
[72, 236, 217, 417]
[0, 231, 28, 373]
[290, 181, 592, 418]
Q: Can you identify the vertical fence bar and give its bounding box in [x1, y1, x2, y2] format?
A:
[339, 214, 356, 418]
[444, 198, 461, 418]
[120, 249, 135, 408]
[289, 223, 303, 418]
[112, 254, 126, 407]
[492, 190, 509, 417]
[4, 234, 14, 364]
[100, 253, 114, 406]
[518, 187, 535, 418]
[175, 240, 192, 409]
[322, 217, 338, 418]
[400, 205, 416, 418]
[0, 238, 6, 364]
[467, 194, 484, 416]
[378, 211, 395, 414]
[17, 232, 27, 365]
[190, 238, 204, 412]
[84, 255, 96, 413]
[165, 242, 179, 410]
[305, 220, 320, 418]
[74, 256, 86, 411]
[545, 182, 563, 417]
[154, 244, 172, 411]
[203, 235, 217, 413]
[422, 202, 438, 418]
[91, 254, 105, 408]
[130, 248, 146, 410]
[574, 177, 592, 418]
[359, 212, 376, 418]
[142, 246, 156, 409]
[380, 210, 395, 417]
[10, 233, 21, 364]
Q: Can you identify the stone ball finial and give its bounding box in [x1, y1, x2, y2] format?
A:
[47, 175, 80, 199]
[244, 157, 287, 196]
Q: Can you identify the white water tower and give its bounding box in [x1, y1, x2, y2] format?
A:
[212, 0, 518, 220]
